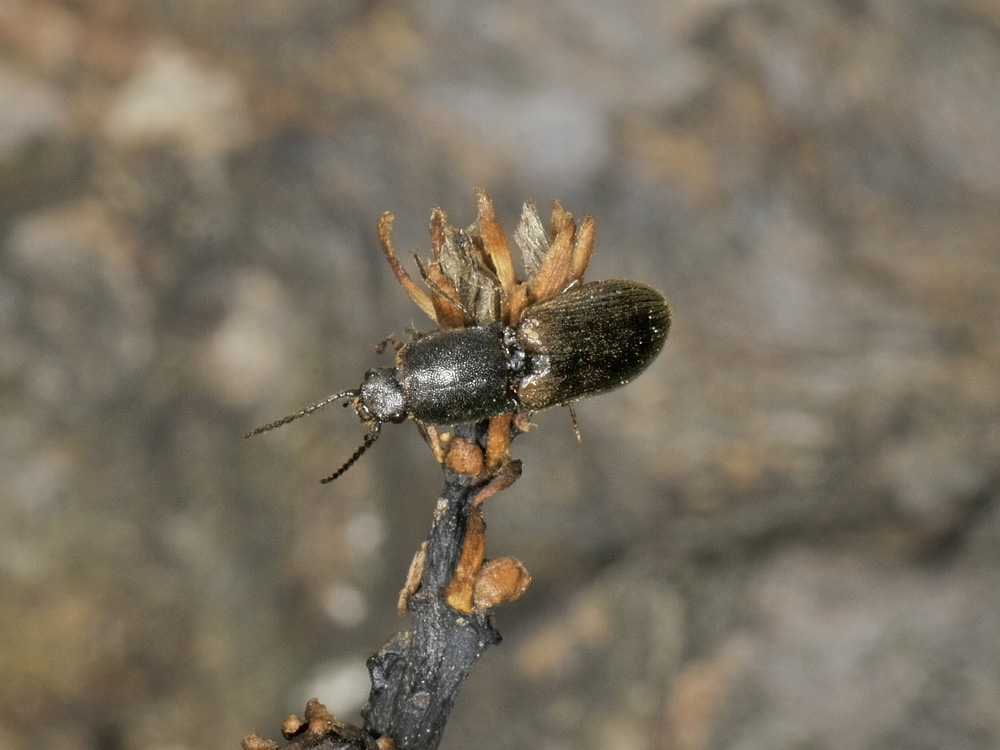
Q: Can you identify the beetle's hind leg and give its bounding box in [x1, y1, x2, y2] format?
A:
[567, 404, 582, 444]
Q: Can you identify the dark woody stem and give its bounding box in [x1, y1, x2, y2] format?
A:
[362, 421, 503, 750]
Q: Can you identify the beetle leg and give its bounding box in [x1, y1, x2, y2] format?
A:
[375, 336, 406, 354]
[568, 403, 583, 444]
[420, 423, 448, 465]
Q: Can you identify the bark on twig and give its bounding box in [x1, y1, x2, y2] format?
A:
[363, 424, 506, 749]
[244, 423, 522, 750]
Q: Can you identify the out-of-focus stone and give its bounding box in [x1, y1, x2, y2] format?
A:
[105, 44, 250, 160]
[0, 65, 66, 156]
[198, 269, 300, 407]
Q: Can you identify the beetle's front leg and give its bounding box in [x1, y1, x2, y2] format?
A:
[375, 336, 406, 354]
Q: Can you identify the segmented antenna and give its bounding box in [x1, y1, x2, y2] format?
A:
[244, 389, 361, 438]
[321, 423, 382, 483]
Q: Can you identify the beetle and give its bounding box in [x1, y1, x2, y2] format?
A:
[246, 279, 670, 482]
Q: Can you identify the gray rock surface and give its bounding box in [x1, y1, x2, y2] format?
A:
[1, 1, 998, 748]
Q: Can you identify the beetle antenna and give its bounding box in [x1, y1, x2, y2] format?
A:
[320, 422, 382, 483]
[244, 390, 360, 438]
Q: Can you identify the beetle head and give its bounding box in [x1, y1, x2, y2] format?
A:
[358, 368, 407, 424]
[313, 368, 407, 483]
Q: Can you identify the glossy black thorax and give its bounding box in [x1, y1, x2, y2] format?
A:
[397, 322, 518, 424]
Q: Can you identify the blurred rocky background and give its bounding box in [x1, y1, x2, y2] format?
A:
[2, 1, 999, 749]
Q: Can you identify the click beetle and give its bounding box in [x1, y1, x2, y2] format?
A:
[246, 278, 670, 482]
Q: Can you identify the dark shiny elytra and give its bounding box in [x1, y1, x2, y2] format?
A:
[515, 280, 670, 410]
[516, 280, 670, 410]
[246, 279, 671, 481]
[517, 280, 670, 411]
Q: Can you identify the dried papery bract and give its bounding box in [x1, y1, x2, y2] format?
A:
[369, 191, 601, 471]
[474, 188, 517, 320]
[430, 208, 498, 327]
[378, 213, 437, 322]
[571, 214, 595, 282]
[420, 258, 468, 329]
[528, 200, 592, 305]
[379, 191, 595, 332]
[514, 200, 550, 279]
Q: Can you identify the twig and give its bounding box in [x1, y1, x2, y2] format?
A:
[243, 423, 524, 750]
